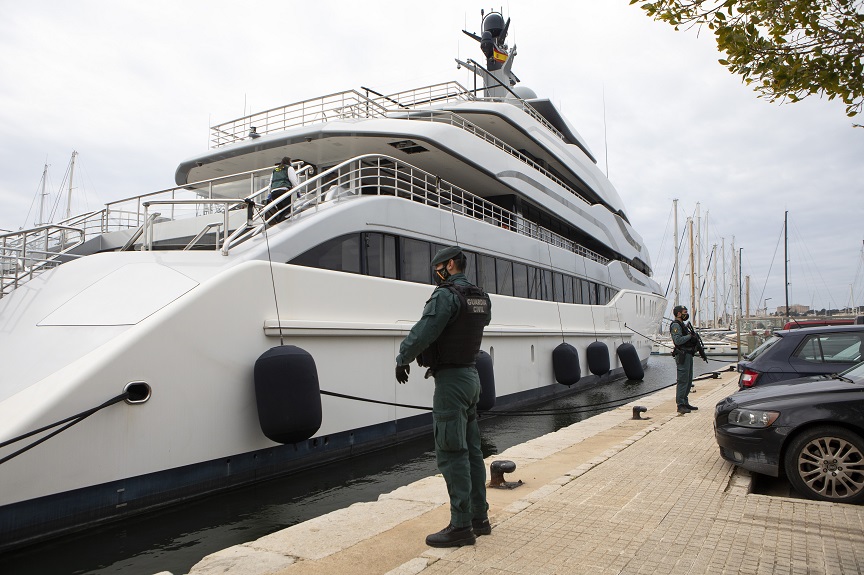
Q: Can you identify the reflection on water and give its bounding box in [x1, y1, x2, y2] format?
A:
[0, 361, 679, 575]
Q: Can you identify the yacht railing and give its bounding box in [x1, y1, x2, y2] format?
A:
[0, 153, 607, 298]
[363, 82, 475, 109]
[208, 81, 570, 150]
[394, 110, 591, 206]
[209, 90, 391, 147]
[0, 224, 85, 298]
[470, 96, 568, 144]
[243, 154, 609, 265]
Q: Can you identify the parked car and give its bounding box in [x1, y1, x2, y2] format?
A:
[715, 360, 864, 503]
[738, 325, 864, 389]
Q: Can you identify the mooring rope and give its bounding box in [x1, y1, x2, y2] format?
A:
[0, 391, 131, 465]
[623, 323, 735, 364]
[319, 364, 735, 417]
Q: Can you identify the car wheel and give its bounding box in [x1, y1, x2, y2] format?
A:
[784, 426, 864, 503]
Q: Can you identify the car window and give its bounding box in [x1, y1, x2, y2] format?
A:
[795, 336, 823, 362]
[793, 333, 864, 364]
[746, 335, 781, 360]
[825, 334, 863, 363]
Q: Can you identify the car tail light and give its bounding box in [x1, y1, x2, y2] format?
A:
[740, 369, 761, 388]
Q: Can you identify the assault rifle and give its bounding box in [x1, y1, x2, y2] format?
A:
[687, 323, 708, 363]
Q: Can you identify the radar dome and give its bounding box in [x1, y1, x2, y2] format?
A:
[513, 86, 538, 100]
[483, 13, 505, 38]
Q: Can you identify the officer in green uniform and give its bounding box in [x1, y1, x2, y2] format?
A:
[395, 246, 492, 548]
[670, 305, 699, 414]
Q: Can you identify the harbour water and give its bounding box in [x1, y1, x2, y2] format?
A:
[0, 359, 717, 575]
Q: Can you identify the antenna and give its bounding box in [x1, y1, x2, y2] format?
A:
[602, 86, 609, 178]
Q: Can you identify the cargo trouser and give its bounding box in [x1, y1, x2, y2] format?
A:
[675, 352, 694, 406]
[432, 366, 488, 528]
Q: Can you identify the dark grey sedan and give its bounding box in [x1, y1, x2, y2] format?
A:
[715, 361, 864, 503]
[738, 325, 864, 389]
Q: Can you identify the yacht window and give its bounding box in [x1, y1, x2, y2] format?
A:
[553, 273, 565, 303]
[462, 251, 476, 284]
[477, 254, 497, 293]
[496, 258, 514, 296]
[291, 234, 361, 274]
[401, 238, 432, 284]
[513, 263, 529, 298]
[365, 233, 397, 279]
[563, 275, 575, 304]
[541, 270, 553, 301]
[582, 280, 594, 305]
[528, 267, 542, 300]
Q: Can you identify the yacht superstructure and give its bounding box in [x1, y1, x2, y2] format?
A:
[0, 12, 665, 550]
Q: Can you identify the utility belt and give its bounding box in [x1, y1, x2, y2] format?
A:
[423, 363, 476, 379]
[671, 347, 695, 364]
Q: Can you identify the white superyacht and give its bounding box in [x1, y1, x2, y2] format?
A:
[0, 11, 665, 550]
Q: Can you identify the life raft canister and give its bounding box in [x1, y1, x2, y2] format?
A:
[552, 342, 581, 386]
[253, 345, 322, 444]
[616, 342, 644, 381]
[476, 350, 496, 411]
[586, 341, 610, 376]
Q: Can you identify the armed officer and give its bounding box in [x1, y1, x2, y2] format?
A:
[670, 305, 705, 414]
[395, 246, 492, 548]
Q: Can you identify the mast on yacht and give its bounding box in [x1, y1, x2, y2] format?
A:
[458, 10, 519, 98]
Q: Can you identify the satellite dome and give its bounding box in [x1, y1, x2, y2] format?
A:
[513, 86, 538, 100]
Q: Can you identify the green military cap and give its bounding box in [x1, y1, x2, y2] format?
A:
[430, 245, 463, 266]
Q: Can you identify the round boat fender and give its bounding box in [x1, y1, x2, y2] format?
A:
[586, 341, 610, 376]
[253, 345, 322, 444]
[476, 350, 496, 411]
[616, 342, 644, 381]
[552, 342, 581, 386]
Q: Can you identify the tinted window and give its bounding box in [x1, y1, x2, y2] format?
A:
[496, 258, 513, 296]
[541, 269, 552, 301]
[291, 233, 361, 273]
[562, 274, 574, 304]
[365, 233, 397, 278]
[796, 333, 864, 364]
[746, 335, 781, 360]
[528, 267, 542, 299]
[461, 251, 476, 284]
[477, 254, 496, 293]
[401, 238, 432, 284]
[553, 273, 565, 303]
[513, 263, 529, 298]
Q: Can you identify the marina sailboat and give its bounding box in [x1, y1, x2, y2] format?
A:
[0, 12, 665, 550]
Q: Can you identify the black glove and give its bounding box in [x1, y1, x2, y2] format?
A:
[396, 364, 410, 384]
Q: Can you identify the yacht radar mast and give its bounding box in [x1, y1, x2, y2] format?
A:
[458, 10, 520, 99]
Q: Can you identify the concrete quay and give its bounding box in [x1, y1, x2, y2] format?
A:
[166, 369, 864, 575]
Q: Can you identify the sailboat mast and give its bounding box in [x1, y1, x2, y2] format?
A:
[65, 151, 78, 223]
[689, 217, 695, 323]
[784, 210, 789, 321]
[38, 163, 48, 226]
[673, 198, 679, 306]
[696, 202, 701, 326]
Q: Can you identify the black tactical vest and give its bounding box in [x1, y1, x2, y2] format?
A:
[420, 283, 490, 371]
[670, 320, 697, 354]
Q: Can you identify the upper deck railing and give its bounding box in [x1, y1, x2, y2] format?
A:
[209, 81, 570, 148]
[220, 154, 609, 266]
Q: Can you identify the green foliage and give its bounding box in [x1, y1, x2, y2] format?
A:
[630, 0, 864, 120]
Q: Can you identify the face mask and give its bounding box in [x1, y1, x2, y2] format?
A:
[434, 266, 450, 285]
[681, 313, 690, 322]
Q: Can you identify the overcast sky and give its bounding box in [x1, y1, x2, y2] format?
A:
[1, 1, 862, 315]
